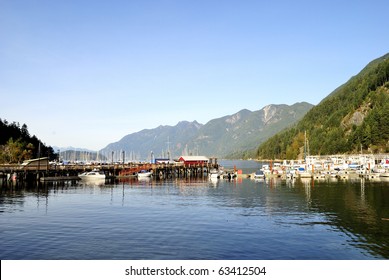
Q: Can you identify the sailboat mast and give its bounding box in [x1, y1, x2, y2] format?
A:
[304, 131, 307, 161]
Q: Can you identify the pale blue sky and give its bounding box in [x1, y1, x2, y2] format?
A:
[1, 0, 388, 150]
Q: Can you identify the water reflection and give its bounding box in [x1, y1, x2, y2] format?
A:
[1, 176, 389, 259]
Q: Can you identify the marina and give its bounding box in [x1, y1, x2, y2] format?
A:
[2, 154, 389, 186]
[247, 153, 389, 182]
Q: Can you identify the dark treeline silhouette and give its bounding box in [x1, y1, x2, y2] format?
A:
[0, 119, 57, 163]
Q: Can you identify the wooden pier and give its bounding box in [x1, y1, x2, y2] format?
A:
[0, 160, 219, 186]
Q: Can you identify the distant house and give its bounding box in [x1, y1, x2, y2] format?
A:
[178, 156, 209, 166]
[21, 157, 49, 170]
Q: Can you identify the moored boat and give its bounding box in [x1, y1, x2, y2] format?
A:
[209, 169, 221, 179]
[380, 170, 389, 178]
[137, 170, 152, 178]
[253, 170, 265, 179]
[79, 169, 106, 180]
[297, 167, 312, 178]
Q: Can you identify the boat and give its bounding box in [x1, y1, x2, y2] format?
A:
[370, 173, 380, 178]
[298, 169, 313, 178]
[286, 172, 294, 180]
[380, 170, 389, 178]
[253, 170, 265, 179]
[79, 170, 106, 180]
[209, 169, 221, 179]
[222, 172, 236, 180]
[299, 132, 313, 179]
[313, 173, 326, 180]
[329, 171, 338, 178]
[137, 170, 152, 178]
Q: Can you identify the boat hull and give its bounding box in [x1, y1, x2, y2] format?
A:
[79, 170, 106, 180]
[137, 172, 152, 178]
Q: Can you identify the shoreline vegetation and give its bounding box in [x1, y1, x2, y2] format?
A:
[0, 119, 57, 164]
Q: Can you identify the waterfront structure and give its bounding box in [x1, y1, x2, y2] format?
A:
[21, 157, 49, 170]
[178, 156, 209, 166]
[2, 153, 389, 185]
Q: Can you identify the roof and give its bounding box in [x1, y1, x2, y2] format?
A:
[21, 157, 49, 166]
[179, 156, 209, 161]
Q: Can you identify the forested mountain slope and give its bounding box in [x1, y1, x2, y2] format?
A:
[257, 53, 389, 159]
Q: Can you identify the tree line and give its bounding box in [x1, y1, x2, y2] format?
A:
[0, 119, 57, 163]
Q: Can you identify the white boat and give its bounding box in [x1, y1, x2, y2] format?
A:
[79, 170, 106, 180]
[209, 169, 221, 179]
[299, 171, 313, 178]
[286, 172, 295, 180]
[253, 170, 265, 179]
[330, 172, 338, 178]
[137, 170, 152, 178]
[380, 170, 389, 178]
[368, 173, 383, 179]
[313, 173, 326, 180]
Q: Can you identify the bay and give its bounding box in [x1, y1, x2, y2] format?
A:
[1, 161, 389, 260]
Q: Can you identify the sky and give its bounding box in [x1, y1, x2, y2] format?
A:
[1, 0, 389, 151]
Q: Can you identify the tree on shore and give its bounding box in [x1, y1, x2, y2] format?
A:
[0, 119, 57, 163]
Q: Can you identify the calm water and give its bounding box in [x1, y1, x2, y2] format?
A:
[1, 161, 389, 260]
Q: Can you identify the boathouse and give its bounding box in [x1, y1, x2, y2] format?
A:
[21, 157, 49, 170]
[178, 156, 209, 166]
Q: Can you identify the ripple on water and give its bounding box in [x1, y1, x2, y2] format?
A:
[0, 178, 388, 259]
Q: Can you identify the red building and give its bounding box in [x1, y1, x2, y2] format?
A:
[178, 156, 209, 166]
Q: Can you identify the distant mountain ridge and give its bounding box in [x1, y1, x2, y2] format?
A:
[100, 102, 313, 160]
[193, 102, 313, 157]
[52, 146, 95, 152]
[101, 121, 203, 161]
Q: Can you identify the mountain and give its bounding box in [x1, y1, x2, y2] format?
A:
[52, 146, 95, 152]
[191, 102, 313, 157]
[257, 53, 389, 159]
[100, 102, 313, 160]
[100, 121, 203, 161]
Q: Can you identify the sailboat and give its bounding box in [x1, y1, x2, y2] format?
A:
[298, 131, 313, 178]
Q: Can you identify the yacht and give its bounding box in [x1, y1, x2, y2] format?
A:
[137, 170, 153, 178]
[380, 169, 389, 178]
[79, 170, 106, 180]
[253, 170, 265, 179]
[209, 169, 221, 179]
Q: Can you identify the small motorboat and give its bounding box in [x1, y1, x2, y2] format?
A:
[137, 170, 152, 178]
[209, 169, 221, 179]
[79, 170, 106, 180]
[380, 170, 389, 178]
[253, 170, 265, 179]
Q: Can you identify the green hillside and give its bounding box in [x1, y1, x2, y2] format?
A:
[0, 119, 57, 163]
[257, 53, 389, 159]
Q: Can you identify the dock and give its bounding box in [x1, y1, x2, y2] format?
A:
[0, 160, 219, 186]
